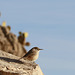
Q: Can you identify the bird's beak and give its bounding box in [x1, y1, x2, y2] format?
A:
[39, 49, 43, 50]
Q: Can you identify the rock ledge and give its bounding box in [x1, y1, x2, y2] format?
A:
[0, 50, 43, 75]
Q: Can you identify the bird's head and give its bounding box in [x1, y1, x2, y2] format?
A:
[32, 47, 43, 51]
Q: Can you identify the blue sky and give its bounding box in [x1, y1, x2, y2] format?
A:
[0, 0, 75, 75]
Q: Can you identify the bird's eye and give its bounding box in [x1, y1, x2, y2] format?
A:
[33, 49, 36, 51]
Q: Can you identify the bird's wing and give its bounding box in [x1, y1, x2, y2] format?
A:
[19, 50, 32, 59]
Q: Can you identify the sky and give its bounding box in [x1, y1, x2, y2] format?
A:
[0, 0, 75, 75]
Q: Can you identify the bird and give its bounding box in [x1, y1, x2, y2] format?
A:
[19, 47, 43, 61]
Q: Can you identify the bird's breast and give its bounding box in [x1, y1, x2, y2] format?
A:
[27, 51, 39, 61]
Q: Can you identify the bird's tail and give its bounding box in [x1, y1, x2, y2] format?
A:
[18, 57, 23, 60]
[18, 54, 26, 60]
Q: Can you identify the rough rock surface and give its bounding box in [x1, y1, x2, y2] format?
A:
[0, 26, 27, 57]
[0, 50, 44, 75]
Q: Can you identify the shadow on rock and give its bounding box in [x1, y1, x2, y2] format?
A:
[0, 57, 24, 64]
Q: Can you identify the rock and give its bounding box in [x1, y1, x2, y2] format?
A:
[0, 50, 44, 75]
